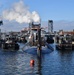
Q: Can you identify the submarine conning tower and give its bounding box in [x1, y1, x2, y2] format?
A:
[28, 22, 43, 46]
[29, 22, 42, 58]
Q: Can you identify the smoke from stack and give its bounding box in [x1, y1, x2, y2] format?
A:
[2, 1, 40, 24]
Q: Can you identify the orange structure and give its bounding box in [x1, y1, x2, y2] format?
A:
[30, 59, 35, 67]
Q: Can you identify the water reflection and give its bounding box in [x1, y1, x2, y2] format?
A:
[30, 56, 42, 75]
[1, 46, 74, 75]
[37, 57, 42, 75]
[0, 51, 18, 75]
[58, 49, 74, 61]
[56, 49, 74, 75]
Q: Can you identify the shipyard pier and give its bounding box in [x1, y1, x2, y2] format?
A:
[0, 20, 74, 75]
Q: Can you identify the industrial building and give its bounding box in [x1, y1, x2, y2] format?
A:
[48, 20, 53, 33]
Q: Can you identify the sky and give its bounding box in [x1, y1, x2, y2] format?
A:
[0, 0, 74, 32]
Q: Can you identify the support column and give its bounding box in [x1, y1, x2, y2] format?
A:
[37, 28, 41, 58]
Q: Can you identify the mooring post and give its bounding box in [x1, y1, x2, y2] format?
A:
[37, 28, 41, 58]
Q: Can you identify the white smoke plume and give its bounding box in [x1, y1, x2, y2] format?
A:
[2, 1, 40, 24]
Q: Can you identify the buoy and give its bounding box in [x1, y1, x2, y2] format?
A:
[30, 59, 34, 67]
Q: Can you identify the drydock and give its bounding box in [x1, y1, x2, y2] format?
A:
[21, 22, 54, 58]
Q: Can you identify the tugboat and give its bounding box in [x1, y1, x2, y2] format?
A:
[1, 37, 19, 51]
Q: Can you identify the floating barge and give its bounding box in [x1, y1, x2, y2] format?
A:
[56, 34, 74, 50]
[56, 43, 74, 50]
[0, 38, 19, 51]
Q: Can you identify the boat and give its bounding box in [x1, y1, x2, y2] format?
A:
[22, 22, 54, 54]
[56, 34, 74, 50]
[1, 37, 19, 51]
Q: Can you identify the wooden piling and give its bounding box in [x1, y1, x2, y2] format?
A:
[37, 28, 41, 58]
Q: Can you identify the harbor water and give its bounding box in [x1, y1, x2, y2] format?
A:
[0, 44, 74, 75]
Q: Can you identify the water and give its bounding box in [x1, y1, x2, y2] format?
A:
[0, 44, 74, 75]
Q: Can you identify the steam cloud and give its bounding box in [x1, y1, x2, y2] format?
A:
[2, 1, 40, 23]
